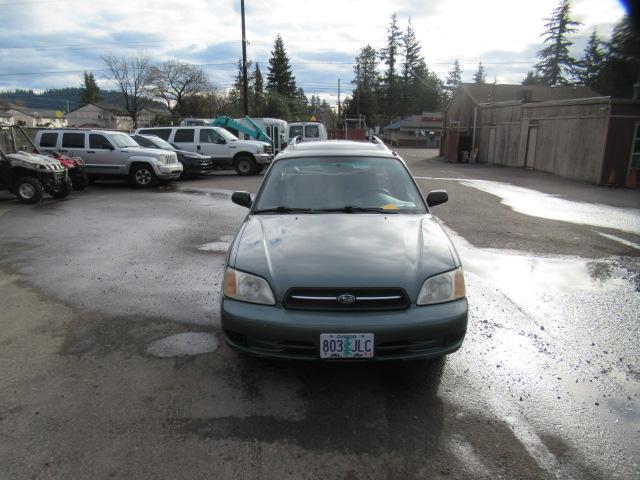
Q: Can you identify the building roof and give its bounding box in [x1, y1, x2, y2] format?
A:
[461, 83, 600, 105]
[5, 106, 65, 118]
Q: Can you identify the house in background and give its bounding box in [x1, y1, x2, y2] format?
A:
[3, 107, 67, 128]
[382, 112, 443, 148]
[440, 83, 640, 187]
[67, 103, 169, 130]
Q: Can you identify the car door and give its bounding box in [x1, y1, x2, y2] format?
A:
[86, 133, 122, 175]
[172, 128, 197, 154]
[59, 132, 87, 158]
[37, 131, 59, 155]
[197, 128, 229, 160]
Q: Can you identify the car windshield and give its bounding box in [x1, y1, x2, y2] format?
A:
[145, 136, 175, 150]
[217, 128, 238, 141]
[109, 133, 139, 148]
[253, 156, 426, 214]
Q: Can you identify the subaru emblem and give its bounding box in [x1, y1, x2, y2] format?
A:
[337, 294, 356, 305]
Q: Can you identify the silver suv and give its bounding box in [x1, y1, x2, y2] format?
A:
[34, 129, 182, 187]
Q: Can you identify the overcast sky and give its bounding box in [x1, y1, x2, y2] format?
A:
[0, 0, 627, 108]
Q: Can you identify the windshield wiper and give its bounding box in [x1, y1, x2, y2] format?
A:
[318, 206, 398, 214]
[253, 206, 316, 214]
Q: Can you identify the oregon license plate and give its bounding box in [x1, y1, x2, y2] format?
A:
[320, 333, 374, 359]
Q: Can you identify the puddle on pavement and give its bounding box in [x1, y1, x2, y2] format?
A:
[198, 235, 234, 253]
[454, 179, 640, 235]
[145, 332, 218, 358]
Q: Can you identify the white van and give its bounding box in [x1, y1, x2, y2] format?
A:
[285, 122, 328, 145]
[135, 125, 272, 176]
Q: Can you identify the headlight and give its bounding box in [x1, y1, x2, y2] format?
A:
[417, 267, 465, 305]
[258, 146, 265, 154]
[223, 267, 276, 305]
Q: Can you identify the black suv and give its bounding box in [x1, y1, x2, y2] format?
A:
[131, 134, 213, 180]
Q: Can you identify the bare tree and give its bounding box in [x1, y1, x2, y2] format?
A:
[182, 87, 234, 118]
[102, 55, 154, 127]
[151, 61, 210, 119]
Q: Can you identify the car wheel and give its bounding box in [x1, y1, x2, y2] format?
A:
[234, 155, 257, 176]
[14, 177, 44, 204]
[72, 172, 89, 191]
[130, 164, 157, 188]
[50, 178, 73, 199]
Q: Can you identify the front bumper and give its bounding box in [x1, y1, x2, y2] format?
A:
[157, 163, 183, 180]
[184, 158, 214, 174]
[254, 153, 273, 165]
[221, 297, 468, 361]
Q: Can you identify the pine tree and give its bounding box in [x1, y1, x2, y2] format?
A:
[251, 63, 265, 115]
[473, 62, 487, 84]
[522, 70, 544, 85]
[79, 71, 102, 105]
[575, 30, 604, 87]
[266, 35, 297, 97]
[401, 19, 422, 114]
[446, 59, 463, 92]
[350, 45, 380, 123]
[380, 13, 403, 119]
[534, 0, 582, 85]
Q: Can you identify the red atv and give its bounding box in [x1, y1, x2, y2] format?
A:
[50, 152, 88, 191]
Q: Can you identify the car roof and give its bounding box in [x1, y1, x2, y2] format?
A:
[37, 128, 126, 135]
[275, 139, 399, 160]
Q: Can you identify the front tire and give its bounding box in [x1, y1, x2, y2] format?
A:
[72, 172, 89, 191]
[130, 164, 157, 188]
[50, 179, 72, 199]
[234, 155, 257, 176]
[14, 177, 43, 204]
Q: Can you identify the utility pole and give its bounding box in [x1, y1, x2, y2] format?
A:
[240, 0, 249, 116]
[337, 78, 341, 119]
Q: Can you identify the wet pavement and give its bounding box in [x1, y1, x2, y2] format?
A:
[0, 149, 638, 479]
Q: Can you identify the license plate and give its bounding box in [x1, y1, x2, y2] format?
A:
[320, 333, 374, 359]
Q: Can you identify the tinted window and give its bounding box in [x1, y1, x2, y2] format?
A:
[132, 135, 155, 148]
[255, 157, 426, 213]
[39, 132, 58, 148]
[138, 128, 171, 140]
[62, 133, 85, 148]
[305, 125, 320, 138]
[174, 129, 195, 143]
[289, 125, 303, 139]
[199, 128, 223, 143]
[89, 134, 112, 149]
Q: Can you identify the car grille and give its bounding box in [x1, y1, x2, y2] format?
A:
[265, 145, 273, 155]
[283, 287, 410, 311]
[164, 154, 178, 164]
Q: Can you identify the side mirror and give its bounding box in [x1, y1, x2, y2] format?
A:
[232, 191, 252, 208]
[426, 190, 448, 207]
[216, 138, 226, 145]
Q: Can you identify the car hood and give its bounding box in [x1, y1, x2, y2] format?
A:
[232, 139, 270, 149]
[7, 151, 64, 171]
[231, 214, 460, 301]
[125, 147, 175, 157]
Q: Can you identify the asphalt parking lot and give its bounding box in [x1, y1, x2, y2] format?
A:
[1, 148, 639, 479]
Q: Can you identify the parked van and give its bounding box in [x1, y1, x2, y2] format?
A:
[285, 122, 328, 145]
[34, 129, 181, 187]
[134, 125, 272, 175]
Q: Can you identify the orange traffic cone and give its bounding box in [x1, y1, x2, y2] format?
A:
[625, 169, 638, 189]
[606, 170, 616, 186]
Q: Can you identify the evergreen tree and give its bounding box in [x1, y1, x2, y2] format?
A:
[266, 35, 297, 97]
[522, 70, 544, 85]
[349, 44, 380, 124]
[534, 0, 582, 85]
[79, 71, 102, 106]
[575, 30, 604, 87]
[473, 62, 487, 84]
[594, 16, 640, 97]
[401, 19, 422, 114]
[445, 59, 463, 99]
[380, 13, 403, 120]
[230, 58, 252, 115]
[251, 62, 265, 115]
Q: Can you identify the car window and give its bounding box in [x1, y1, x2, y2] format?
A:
[138, 128, 171, 141]
[289, 125, 303, 139]
[89, 134, 112, 150]
[62, 132, 85, 148]
[39, 132, 58, 148]
[174, 128, 195, 143]
[254, 156, 426, 213]
[305, 125, 320, 138]
[108, 133, 139, 148]
[132, 136, 154, 148]
[199, 128, 223, 143]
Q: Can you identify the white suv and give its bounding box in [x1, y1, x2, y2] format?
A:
[135, 126, 273, 176]
[34, 129, 182, 187]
